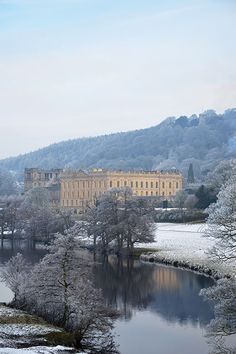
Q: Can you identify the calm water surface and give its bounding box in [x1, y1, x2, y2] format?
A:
[0, 242, 215, 354]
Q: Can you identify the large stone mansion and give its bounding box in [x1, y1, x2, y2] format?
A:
[24, 168, 183, 212]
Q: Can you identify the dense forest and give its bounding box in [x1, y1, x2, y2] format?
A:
[0, 108, 236, 182]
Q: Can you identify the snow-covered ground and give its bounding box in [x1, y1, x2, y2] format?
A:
[0, 305, 82, 353]
[138, 223, 236, 277]
[0, 346, 81, 354]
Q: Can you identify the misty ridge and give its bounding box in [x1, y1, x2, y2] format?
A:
[1, 108, 236, 182]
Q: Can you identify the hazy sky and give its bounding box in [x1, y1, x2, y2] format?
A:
[0, 0, 236, 159]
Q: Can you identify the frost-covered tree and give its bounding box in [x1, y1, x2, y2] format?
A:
[0, 169, 18, 196]
[174, 190, 188, 209]
[203, 176, 236, 354]
[184, 194, 198, 209]
[56, 207, 76, 232]
[200, 278, 236, 354]
[19, 188, 57, 243]
[19, 231, 118, 352]
[84, 188, 155, 254]
[206, 159, 236, 193]
[120, 195, 155, 252]
[0, 253, 29, 302]
[26, 187, 50, 208]
[206, 177, 236, 261]
[0, 195, 24, 241]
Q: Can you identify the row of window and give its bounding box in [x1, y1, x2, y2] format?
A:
[109, 180, 179, 189]
[63, 190, 104, 198]
[62, 180, 180, 190]
[62, 180, 105, 189]
[63, 189, 174, 200]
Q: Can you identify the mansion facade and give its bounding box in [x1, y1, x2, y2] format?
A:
[24, 168, 183, 212]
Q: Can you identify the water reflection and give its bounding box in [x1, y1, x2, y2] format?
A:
[0, 240, 47, 265]
[94, 256, 215, 326]
[0, 242, 215, 354]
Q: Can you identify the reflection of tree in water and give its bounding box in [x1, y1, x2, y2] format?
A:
[149, 266, 215, 326]
[94, 256, 156, 320]
[94, 257, 215, 326]
[0, 240, 47, 265]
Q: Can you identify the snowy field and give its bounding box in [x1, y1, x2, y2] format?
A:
[138, 223, 236, 277]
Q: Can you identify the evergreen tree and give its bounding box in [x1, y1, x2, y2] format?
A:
[195, 185, 216, 209]
[187, 163, 195, 184]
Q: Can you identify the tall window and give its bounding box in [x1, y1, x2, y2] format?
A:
[136, 181, 138, 188]
[151, 182, 153, 188]
[156, 182, 158, 188]
[162, 182, 165, 188]
[176, 182, 179, 188]
[141, 181, 143, 188]
[117, 181, 120, 187]
[146, 182, 148, 188]
[110, 181, 112, 188]
[131, 181, 133, 188]
[169, 182, 171, 188]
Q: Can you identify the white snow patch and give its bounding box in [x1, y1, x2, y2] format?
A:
[0, 324, 59, 337]
[138, 223, 236, 277]
[0, 346, 84, 353]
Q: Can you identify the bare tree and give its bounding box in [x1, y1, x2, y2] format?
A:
[16, 232, 118, 352]
[84, 188, 155, 255]
[0, 253, 29, 302]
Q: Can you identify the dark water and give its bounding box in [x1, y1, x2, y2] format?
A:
[0, 242, 215, 354]
[93, 256, 215, 354]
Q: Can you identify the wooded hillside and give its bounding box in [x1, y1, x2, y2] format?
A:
[1, 108, 236, 181]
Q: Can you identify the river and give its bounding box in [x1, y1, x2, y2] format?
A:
[0, 241, 215, 354]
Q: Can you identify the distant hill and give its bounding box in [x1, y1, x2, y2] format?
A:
[1, 108, 236, 181]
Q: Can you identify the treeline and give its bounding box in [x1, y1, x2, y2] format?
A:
[0, 186, 155, 254]
[0, 108, 236, 181]
[83, 188, 155, 255]
[0, 189, 76, 246]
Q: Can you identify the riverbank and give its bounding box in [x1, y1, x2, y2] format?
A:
[138, 223, 236, 279]
[0, 304, 83, 353]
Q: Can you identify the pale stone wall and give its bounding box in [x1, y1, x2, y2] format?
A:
[24, 168, 183, 213]
[60, 169, 183, 213]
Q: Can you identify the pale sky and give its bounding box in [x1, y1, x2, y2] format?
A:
[0, 0, 236, 158]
